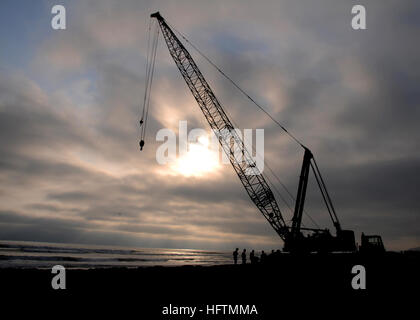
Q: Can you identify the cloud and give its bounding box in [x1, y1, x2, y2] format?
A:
[0, 0, 419, 251]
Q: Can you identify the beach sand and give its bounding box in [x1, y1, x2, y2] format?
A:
[1, 252, 418, 317]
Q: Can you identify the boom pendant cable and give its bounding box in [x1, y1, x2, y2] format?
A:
[166, 20, 306, 149]
[165, 20, 320, 229]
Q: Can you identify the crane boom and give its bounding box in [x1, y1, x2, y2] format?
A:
[146, 12, 384, 254]
[151, 12, 289, 240]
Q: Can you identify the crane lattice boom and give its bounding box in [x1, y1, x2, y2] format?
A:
[151, 12, 289, 240]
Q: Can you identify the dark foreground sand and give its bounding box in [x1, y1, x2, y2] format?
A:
[1, 252, 419, 317]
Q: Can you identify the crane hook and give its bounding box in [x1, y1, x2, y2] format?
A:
[139, 140, 145, 151]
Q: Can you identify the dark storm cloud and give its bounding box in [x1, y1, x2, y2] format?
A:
[296, 155, 420, 240]
[0, 210, 87, 244]
[47, 191, 99, 202]
[0, 153, 88, 180]
[0, 74, 94, 152]
[0, 0, 419, 250]
[327, 156, 420, 219]
[25, 203, 62, 212]
[165, 178, 247, 204]
[0, 210, 190, 248]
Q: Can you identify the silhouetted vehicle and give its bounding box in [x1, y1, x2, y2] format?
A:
[359, 233, 385, 254]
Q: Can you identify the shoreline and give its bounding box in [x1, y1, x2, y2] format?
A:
[2, 251, 418, 284]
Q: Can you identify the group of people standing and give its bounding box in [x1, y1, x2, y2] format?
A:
[233, 248, 282, 265]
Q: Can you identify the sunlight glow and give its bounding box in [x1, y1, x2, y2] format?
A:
[171, 135, 221, 177]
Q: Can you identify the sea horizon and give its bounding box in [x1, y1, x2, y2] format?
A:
[0, 240, 232, 269]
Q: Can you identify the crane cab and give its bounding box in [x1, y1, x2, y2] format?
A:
[359, 233, 385, 254]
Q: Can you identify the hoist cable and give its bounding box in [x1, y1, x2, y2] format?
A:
[139, 19, 159, 149]
[143, 25, 159, 141]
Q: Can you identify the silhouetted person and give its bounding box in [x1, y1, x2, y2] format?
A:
[233, 248, 239, 264]
[250, 250, 255, 264]
[266, 249, 275, 263]
[260, 250, 267, 264]
[241, 249, 247, 264]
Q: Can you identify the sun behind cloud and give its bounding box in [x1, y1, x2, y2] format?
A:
[171, 135, 221, 177]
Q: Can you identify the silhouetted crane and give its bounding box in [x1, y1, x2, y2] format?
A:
[147, 12, 384, 254]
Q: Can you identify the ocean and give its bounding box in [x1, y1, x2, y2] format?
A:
[0, 240, 232, 269]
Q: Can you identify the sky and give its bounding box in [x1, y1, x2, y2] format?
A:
[0, 0, 419, 251]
